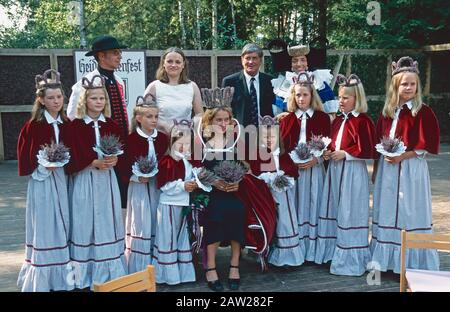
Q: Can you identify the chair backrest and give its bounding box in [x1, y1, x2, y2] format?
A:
[93, 265, 156, 292]
[400, 230, 450, 292]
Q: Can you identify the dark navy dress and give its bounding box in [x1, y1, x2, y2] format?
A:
[202, 148, 246, 246]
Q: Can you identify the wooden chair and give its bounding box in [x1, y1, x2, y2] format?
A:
[400, 230, 450, 292]
[93, 265, 156, 292]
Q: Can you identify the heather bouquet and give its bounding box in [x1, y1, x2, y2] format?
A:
[37, 141, 70, 167]
[308, 134, 331, 158]
[289, 142, 313, 164]
[192, 167, 217, 192]
[270, 171, 295, 193]
[93, 134, 124, 157]
[213, 161, 247, 184]
[132, 155, 158, 178]
[375, 136, 406, 157]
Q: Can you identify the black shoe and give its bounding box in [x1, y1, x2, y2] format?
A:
[228, 265, 240, 290]
[206, 268, 223, 292]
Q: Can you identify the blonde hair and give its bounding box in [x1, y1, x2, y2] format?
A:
[168, 125, 193, 155]
[201, 107, 234, 140]
[338, 83, 368, 113]
[75, 87, 111, 119]
[156, 47, 190, 84]
[30, 86, 67, 122]
[129, 105, 159, 134]
[287, 84, 324, 112]
[383, 72, 423, 119]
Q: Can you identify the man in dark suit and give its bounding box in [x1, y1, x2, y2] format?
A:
[222, 43, 275, 127]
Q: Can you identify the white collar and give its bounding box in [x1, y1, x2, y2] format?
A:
[295, 108, 315, 119]
[243, 71, 260, 84]
[400, 100, 413, 110]
[137, 127, 158, 140]
[83, 113, 106, 124]
[44, 110, 62, 124]
[272, 147, 281, 156]
[342, 110, 360, 118]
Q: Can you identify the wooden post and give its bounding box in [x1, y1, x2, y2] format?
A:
[346, 54, 352, 76]
[385, 54, 392, 94]
[211, 51, 218, 88]
[331, 54, 344, 89]
[50, 52, 58, 72]
[424, 54, 432, 96]
[0, 113, 4, 161]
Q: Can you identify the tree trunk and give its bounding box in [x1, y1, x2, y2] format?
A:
[317, 0, 327, 48]
[195, 0, 201, 49]
[178, 0, 186, 48]
[230, 0, 237, 48]
[212, 0, 218, 49]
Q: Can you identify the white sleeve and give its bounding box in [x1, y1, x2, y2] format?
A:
[415, 149, 426, 155]
[31, 165, 52, 181]
[345, 152, 363, 161]
[129, 174, 140, 183]
[67, 82, 81, 121]
[160, 179, 186, 195]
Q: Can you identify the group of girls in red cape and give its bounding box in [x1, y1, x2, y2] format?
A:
[16, 55, 440, 292]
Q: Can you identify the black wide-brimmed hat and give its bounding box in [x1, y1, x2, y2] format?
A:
[85, 35, 127, 56]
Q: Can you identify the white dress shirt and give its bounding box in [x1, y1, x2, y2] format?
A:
[83, 113, 106, 159]
[44, 110, 63, 144]
[243, 71, 261, 117]
[295, 108, 315, 144]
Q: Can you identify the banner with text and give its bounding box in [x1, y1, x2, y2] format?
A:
[73, 50, 147, 120]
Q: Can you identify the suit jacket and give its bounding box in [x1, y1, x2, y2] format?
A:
[222, 71, 275, 126]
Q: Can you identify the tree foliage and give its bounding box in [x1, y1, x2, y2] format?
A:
[0, 0, 448, 49]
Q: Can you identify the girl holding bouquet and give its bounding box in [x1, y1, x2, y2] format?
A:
[279, 72, 331, 261]
[314, 74, 376, 276]
[198, 87, 277, 291]
[17, 69, 73, 292]
[250, 116, 304, 267]
[153, 120, 198, 285]
[370, 57, 440, 273]
[66, 75, 127, 289]
[124, 95, 168, 273]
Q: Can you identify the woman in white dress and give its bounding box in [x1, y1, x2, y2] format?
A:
[144, 47, 203, 134]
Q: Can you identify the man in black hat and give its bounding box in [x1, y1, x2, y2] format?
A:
[67, 35, 129, 209]
[67, 35, 129, 137]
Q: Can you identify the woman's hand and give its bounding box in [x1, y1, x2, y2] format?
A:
[385, 151, 416, 165]
[91, 159, 111, 170]
[214, 180, 238, 192]
[45, 167, 57, 171]
[225, 182, 239, 192]
[184, 181, 198, 192]
[323, 150, 332, 161]
[275, 112, 289, 121]
[330, 150, 346, 161]
[297, 157, 319, 170]
[103, 156, 118, 167]
[138, 177, 150, 183]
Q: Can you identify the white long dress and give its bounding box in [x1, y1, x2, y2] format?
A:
[152, 156, 195, 285]
[17, 113, 74, 292]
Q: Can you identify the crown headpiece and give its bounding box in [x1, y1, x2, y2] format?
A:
[201, 87, 234, 109]
[259, 115, 279, 127]
[81, 75, 105, 89]
[136, 93, 157, 107]
[172, 119, 193, 129]
[35, 69, 62, 90]
[391, 56, 419, 76]
[287, 44, 310, 57]
[336, 74, 361, 87]
[293, 71, 315, 85]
